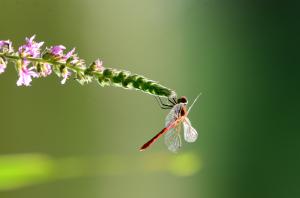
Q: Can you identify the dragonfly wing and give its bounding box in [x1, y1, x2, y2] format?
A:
[183, 117, 198, 143]
[165, 104, 182, 127]
[164, 125, 182, 153]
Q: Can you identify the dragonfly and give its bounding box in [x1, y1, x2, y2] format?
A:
[139, 94, 200, 152]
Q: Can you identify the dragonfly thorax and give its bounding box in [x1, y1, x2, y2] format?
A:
[180, 106, 187, 117]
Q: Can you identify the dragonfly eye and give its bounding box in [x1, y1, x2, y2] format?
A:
[178, 96, 188, 104]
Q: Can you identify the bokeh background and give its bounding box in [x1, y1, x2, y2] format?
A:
[0, 0, 299, 198]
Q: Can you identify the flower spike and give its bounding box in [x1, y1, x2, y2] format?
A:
[0, 35, 176, 98]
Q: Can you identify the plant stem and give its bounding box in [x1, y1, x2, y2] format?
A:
[0, 52, 176, 98]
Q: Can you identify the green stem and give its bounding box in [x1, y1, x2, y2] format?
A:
[0, 52, 176, 98]
[0, 53, 82, 73]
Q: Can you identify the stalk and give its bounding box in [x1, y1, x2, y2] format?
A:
[0, 37, 176, 98]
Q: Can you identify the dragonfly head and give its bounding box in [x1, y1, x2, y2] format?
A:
[177, 96, 188, 105]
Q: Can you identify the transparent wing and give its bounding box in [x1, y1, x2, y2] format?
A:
[164, 125, 182, 153]
[183, 117, 198, 143]
[165, 104, 182, 127]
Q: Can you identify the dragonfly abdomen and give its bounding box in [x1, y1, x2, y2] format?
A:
[139, 126, 173, 151]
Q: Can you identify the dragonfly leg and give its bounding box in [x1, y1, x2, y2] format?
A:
[155, 96, 173, 109]
[158, 96, 174, 107]
[172, 97, 177, 104]
[168, 97, 176, 105]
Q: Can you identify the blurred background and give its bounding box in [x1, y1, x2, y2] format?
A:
[0, 0, 299, 198]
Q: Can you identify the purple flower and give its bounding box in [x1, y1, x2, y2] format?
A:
[0, 65, 5, 74]
[49, 46, 77, 64]
[18, 35, 44, 58]
[39, 63, 52, 77]
[95, 59, 104, 71]
[61, 68, 71, 84]
[16, 61, 39, 86]
[0, 59, 6, 74]
[64, 48, 75, 61]
[0, 40, 11, 48]
[0, 40, 13, 53]
[69, 54, 85, 69]
[50, 45, 66, 56]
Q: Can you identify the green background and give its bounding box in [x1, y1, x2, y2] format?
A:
[0, 1, 299, 198]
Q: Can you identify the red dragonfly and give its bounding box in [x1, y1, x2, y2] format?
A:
[139, 94, 200, 152]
